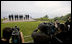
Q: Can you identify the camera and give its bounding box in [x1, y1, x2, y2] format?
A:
[11, 26, 20, 43]
[38, 22, 56, 36]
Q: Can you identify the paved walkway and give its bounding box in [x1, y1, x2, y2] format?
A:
[2, 19, 36, 23]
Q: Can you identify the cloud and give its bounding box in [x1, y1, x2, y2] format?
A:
[1, 1, 71, 18]
[35, 1, 61, 8]
[34, 1, 71, 18]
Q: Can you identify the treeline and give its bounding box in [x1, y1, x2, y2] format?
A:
[54, 13, 71, 21]
[35, 13, 71, 23]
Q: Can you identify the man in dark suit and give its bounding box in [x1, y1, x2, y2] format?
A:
[25, 15, 27, 20]
[11, 15, 14, 20]
[27, 15, 29, 20]
[15, 15, 18, 20]
[9, 15, 11, 21]
[19, 15, 23, 20]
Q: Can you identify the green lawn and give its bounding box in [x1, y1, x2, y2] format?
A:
[1, 20, 49, 42]
[1, 19, 65, 43]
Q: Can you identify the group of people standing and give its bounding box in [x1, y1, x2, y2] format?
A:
[9, 15, 29, 21]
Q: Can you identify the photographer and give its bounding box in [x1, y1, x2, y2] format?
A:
[54, 19, 60, 28]
[1, 27, 12, 43]
[31, 22, 56, 43]
[54, 19, 60, 33]
[65, 17, 71, 31]
[11, 26, 24, 43]
[1, 27, 24, 43]
[56, 24, 71, 43]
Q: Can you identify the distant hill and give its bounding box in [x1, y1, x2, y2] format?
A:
[54, 13, 71, 21]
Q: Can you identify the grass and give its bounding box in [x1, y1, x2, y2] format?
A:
[1, 19, 65, 42]
[1, 20, 49, 42]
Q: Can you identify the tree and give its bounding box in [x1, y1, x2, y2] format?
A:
[43, 15, 49, 18]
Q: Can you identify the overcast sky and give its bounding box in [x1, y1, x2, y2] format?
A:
[1, 1, 71, 18]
